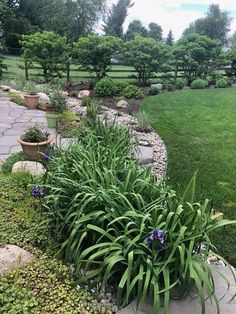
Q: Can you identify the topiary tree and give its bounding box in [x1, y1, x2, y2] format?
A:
[122, 36, 170, 85]
[73, 35, 122, 80]
[20, 31, 69, 82]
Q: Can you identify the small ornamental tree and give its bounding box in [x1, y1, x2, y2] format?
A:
[73, 35, 122, 80]
[21, 31, 69, 82]
[173, 34, 222, 83]
[122, 36, 170, 85]
[224, 49, 236, 77]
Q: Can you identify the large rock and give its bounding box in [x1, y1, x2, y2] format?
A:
[78, 90, 90, 99]
[12, 161, 45, 175]
[0, 245, 35, 275]
[116, 100, 129, 109]
[0, 85, 11, 92]
[38, 92, 50, 104]
[151, 83, 163, 90]
[134, 145, 153, 165]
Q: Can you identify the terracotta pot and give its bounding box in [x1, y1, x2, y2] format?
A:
[24, 94, 40, 109]
[17, 135, 53, 161]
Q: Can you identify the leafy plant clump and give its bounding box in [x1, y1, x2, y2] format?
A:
[175, 78, 187, 90]
[215, 78, 228, 88]
[23, 125, 49, 143]
[86, 100, 102, 120]
[148, 87, 160, 96]
[94, 77, 117, 97]
[136, 111, 153, 132]
[191, 78, 208, 89]
[123, 84, 142, 99]
[81, 96, 93, 107]
[44, 119, 236, 313]
[48, 89, 67, 113]
[25, 82, 38, 95]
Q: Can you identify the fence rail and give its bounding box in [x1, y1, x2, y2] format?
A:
[1, 54, 231, 82]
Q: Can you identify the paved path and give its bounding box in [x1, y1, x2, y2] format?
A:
[0, 93, 57, 163]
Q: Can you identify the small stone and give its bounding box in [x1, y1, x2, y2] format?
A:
[0, 245, 35, 275]
[78, 90, 90, 99]
[116, 100, 128, 108]
[138, 140, 152, 147]
[12, 161, 45, 175]
[1, 85, 11, 92]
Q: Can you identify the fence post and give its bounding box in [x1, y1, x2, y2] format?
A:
[24, 59, 29, 80]
[66, 62, 70, 82]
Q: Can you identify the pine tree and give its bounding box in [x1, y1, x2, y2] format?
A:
[166, 30, 174, 46]
[103, 0, 133, 37]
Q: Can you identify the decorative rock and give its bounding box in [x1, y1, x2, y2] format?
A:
[116, 100, 129, 109]
[0, 245, 35, 275]
[78, 90, 90, 99]
[134, 146, 153, 165]
[38, 92, 50, 104]
[138, 140, 152, 147]
[151, 83, 163, 90]
[12, 161, 45, 175]
[1, 85, 11, 92]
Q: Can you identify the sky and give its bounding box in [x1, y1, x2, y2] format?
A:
[109, 0, 236, 40]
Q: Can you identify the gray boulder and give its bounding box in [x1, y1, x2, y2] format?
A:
[12, 161, 45, 175]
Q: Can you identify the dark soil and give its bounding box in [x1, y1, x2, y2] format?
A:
[97, 97, 144, 116]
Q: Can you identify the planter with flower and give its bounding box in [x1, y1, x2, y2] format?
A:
[46, 90, 67, 128]
[18, 124, 53, 160]
[24, 82, 40, 109]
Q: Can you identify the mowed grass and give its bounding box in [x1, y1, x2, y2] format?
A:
[142, 88, 236, 265]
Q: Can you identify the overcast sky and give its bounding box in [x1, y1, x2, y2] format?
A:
[109, 0, 236, 39]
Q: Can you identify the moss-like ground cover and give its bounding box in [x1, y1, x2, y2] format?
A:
[142, 88, 236, 265]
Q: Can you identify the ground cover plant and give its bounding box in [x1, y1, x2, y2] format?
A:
[0, 173, 111, 313]
[44, 118, 236, 313]
[142, 88, 236, 266]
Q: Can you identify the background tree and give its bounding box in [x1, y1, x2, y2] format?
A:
[229, 31, 236, 49]
[183, 4, 232, 46]
[125, 20, 147, 40]
[122, 36, 170, 85]
[21, 31, 69, 82]
[73, 35, 122, 79]
[166, 30, 174, 46]
[103, 0, 133, 37]
[148, 22, 163, 41]
[173, 34, 222, 83]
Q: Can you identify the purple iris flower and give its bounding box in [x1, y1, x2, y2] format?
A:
[32, 185, 47, 198]
[146, 228, 165, 248]
[44, 131, 50, 138]
[43, 152, 50, 161]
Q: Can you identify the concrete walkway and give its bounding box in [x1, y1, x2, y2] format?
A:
[118, 266, 236, 314]
[0, 93, 57, 163]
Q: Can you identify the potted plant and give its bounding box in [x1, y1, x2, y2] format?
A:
[18, 124, 53, 160]
[24, 82, 40, 109]
[46, 90, 67, 128]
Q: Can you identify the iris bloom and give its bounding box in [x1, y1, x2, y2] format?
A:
[146, 228, 165, 248]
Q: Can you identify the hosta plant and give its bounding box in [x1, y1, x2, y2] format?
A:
[45, 120, 236, 314]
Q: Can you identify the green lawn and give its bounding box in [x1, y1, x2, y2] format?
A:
[142, 88, 236, 265]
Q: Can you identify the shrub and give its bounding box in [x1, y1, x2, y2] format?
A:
[165, 83, 175, 92]
[148, 87, 160, 96]
[49, 90, 67, 113]
[94, 77, 117, 97]
[136, 111, 153, 132]
[0, 54, 7, 79]
[191, 78, 208, 89]
[11, 74, 26, 91]
[175, 78, 187, 90]
[115, 80, 130, 94]
[45, 120, 236, 313]
[81, 96, 92, 107]
[215, 78, 228, 88]
[123, 84, 142, 99]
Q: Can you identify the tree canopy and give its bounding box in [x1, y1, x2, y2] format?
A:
[103, 0, 133, 37]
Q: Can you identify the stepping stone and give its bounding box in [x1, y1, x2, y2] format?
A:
[0, 245, 35, 276]
[12, 161, 45, 176]
[134, 145, 153, 165]
[118, 266, 236, 314]
[59, 137, 76, 147]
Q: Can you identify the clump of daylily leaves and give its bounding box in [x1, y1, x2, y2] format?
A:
[44, 118, 236, 314]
